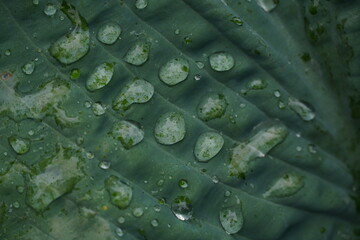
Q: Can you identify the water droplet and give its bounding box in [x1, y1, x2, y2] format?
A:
[153, 205, 161, 212]
[308, 144, 317, 154]
[194, 74, 201, 81]
[219, 206, 244, 234]
[212, 175, 219, 183]
[151, 219, 159, 227]
[16, 186, 25, 193]
[4, 49, 11, 56]
[240, 103, 246, 109]
[255, 0, 278, 12]
[132, 207, 144, 217]
[13, 201, 20, 209]
[135, 0, 148, 9]
[196, 61, 204, 69]
[229, 120, 288, 177]
[8, 136, 30, 155]
[178, 179, 188, 189]
[183, 36, 192, 44]
[70, 68, 81, 80]
[33, 0, 39, 5]
[278, 100, 285, 109]
[231, 16, 243, 26]
[115, 227, 124, 237]
[159, 58, 189, 86]
[158, 197, 166, 205]
[22, 61, 35, 75]
[97, 22, 121, 45]
[288, 97, 315, 121]
[86, 152, 94, 159]
[263, 173, 304, 198]
[171, 196, 193, 221]
[118, 216, 125, 224]
[209, 52, 234, 72]
[110, 120, 144, 149]
[123, 41, 150, 66]
[296, 146, 302, 152]
[197, 93, 228, 121]
[194, 132, 224, 162]
[112, 78, 154, 111]
[224, 190, 231, 197]
[105, 175, 132, 209]
[44, 3, 57, 16]
[248, 79, 267, 90]
[154, 112, 186, 145]
[92, 102, 106, 116]
[174, 29, 180, 35]
[84, 101, 92, 108]
[86, 62, 114, 91]
[157, 179, 164, 186]
[99, 161, 111, 170]
[273, 90, 281, 98]
[28, 130, 35, 136]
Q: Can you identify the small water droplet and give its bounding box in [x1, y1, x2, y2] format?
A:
[154, 112, 186, 145]
[97, 22, 121, 45]
[308, 144, 317, 154]
[231, 16, 243, 26]
[115, 227, 124, 237]
[196, 61, 204, 69]
[224, 190, 231, 197]
[8, 136, 30, 155]
[194, 74, 201, 81]
[44, 3, 57, 16]
[255, 0, 278, 12]
[288, 97, 315, 121]
[4, 49, 11, 56]
[28, 130, 35, 136]
[132, 207, 144, 217]
[209, 52, 234, 72]
[274, 90, 281, 98]
[197, 93, 228, 121]
[86, 152, 94, 159]
[151, 219, 159, 227]
[174, 29, 180, 35]
[118, 216, 125, 224]
[70, 68, 81, 80]
[158, 197, 166, 205]
[22, 61, 35, 75]
[219, 206, 244, 234]
[13, 201, 20, 209]
[195, 132, 224, 162]
[296, 146, 302, 152]
[178, 179, 188, 189]
[99, 161, 111, 169]
[248, 79, 267, 90]
[135, 0, 148, 9]
[86, 62, 114, 91]
[159, 58, 189, 86]
[110, 120, 144, 149]
[16, 186, 25, 193]
[157, 179, 164, 186]
[106, 176, 132, 209]
[92, 102, 106, 116]
[84, 101, 92, 108]
[240, 103, 247, 109]
[171, 196, 193, 221]
[33, 0, 39, 5]
[278, 100, 286, 109]
[153, 205, 161, 212]
[123, 41, 150, 66]
[212, 175, 219, 183]
[183, 36, 192, 44]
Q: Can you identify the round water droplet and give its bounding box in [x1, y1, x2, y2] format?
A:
[84, 101, 92, 108]
[118, 216, 125, 224]
[4, 49, 11, 56]
[135, 0, 148, 9]
[154, 112, 186, 145]
[248, 79, 267, 90]
[239, 103, 246, 109]
[212, 175, 219, 183]
[153, 205, 161, 212]
[157, 179, 164, 186]
[194, 74, 201, 81]
[224, 190, 231, 197]
[28, 130, 35, 136]
[231, 16, 243, 26]
[22, 61, 35, 75]
[86, 62, 114, 91]
[288, 97, 315, 121]
[86, 152, 94, 159]
[195, 132, 224, 162]
[13, 201, 20, 209]
[296, 146, 302, 152]
[44, 3, 57, 16]
[70, 68, 81, 80]
[110, 120, 144, 149]
[132, 207, 144, 217]
[8, 136, 30, 155]
[159, 58, 189, 86]
[115, 227, 124, 237]
[174, 29, 180, 35]
[158, 197, 166, 205]
[209, 52, 234, 72]
[123, 42, 150, 66]
[178, 179, 188, 189]
[97, 22, 121, 45]
[219, 206, 244, 234]
[106, 176, 132, 209]
[99, 161, 111, 169]
[151, 219, 159, 227]
[171, 196, 193, 221]
[92, 102, 106, 116]
[274, 90, 281, 98]
[197, 93, 228, 121]
[308, 144, 317, 154]
[33, 0, 39, 5]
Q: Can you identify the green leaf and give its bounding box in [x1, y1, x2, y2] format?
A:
[0, 0, 359, 239]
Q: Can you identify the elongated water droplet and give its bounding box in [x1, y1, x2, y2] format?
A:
[97, 22, 121, 45]
[248, 79, 267, 90]
[151, 219, 159, 227]
[99, 161, 111, 170]
[132, 207, 144, 217]
[135, 0, 148, 9]
[22, 61, 35, 75]
[154, 112, 186, 145]
[197, 93, 228, 121]
[229, 120, 288, 177]
[171, 196, 193, 221]
[123, 41, 150, 66]
[70, 68, 81, 80]
[115, 227, 124, 237]
[220, 206, 244, 234]
[112, 78, 154, 111]
[288, 97, 315, 121]
[44, 3, 57, 16]
[209, 52, 234, 72]
[86, 62, 114, 91]
[273, 90, 281, 98]
[8, 136, 30, 155]
[92, 102, 106, 116]
[195, 132, 224, 162]
[255, 0, 278, 12]
[159, 58, 189, 86]
[110, 120, 144, 149]
[263, 173, 304, 198]
[105, 175, 132, 209]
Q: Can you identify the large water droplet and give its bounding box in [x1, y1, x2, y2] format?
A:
[197, 93, 228, 121]
[105, 175, 132, 209]
[8, 136, 30, 155]
[229, 120, 288, 177]
[44, 3, 57, 16]
[86, 63, 114, 91]
[255, 0, 278, 12]
[209, 52, 234, 72]
[219, 206, 244, 234]
[194, 132, 224, 162]
[159, 58, 189, 86]
[135, 0, 148, 9]
[112, 78, 154, 111]
[123, 41, 150, 66]
[97, 22, 121, 45]
[288, 97, 315, 121]
[110, 120, 144, 149]
[22, 61, 35, 75]
[171, 196, 193, 221]
[263, 173, 304, 198]
[132, 207, 144, 217]
[154, 112, 186, 145]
